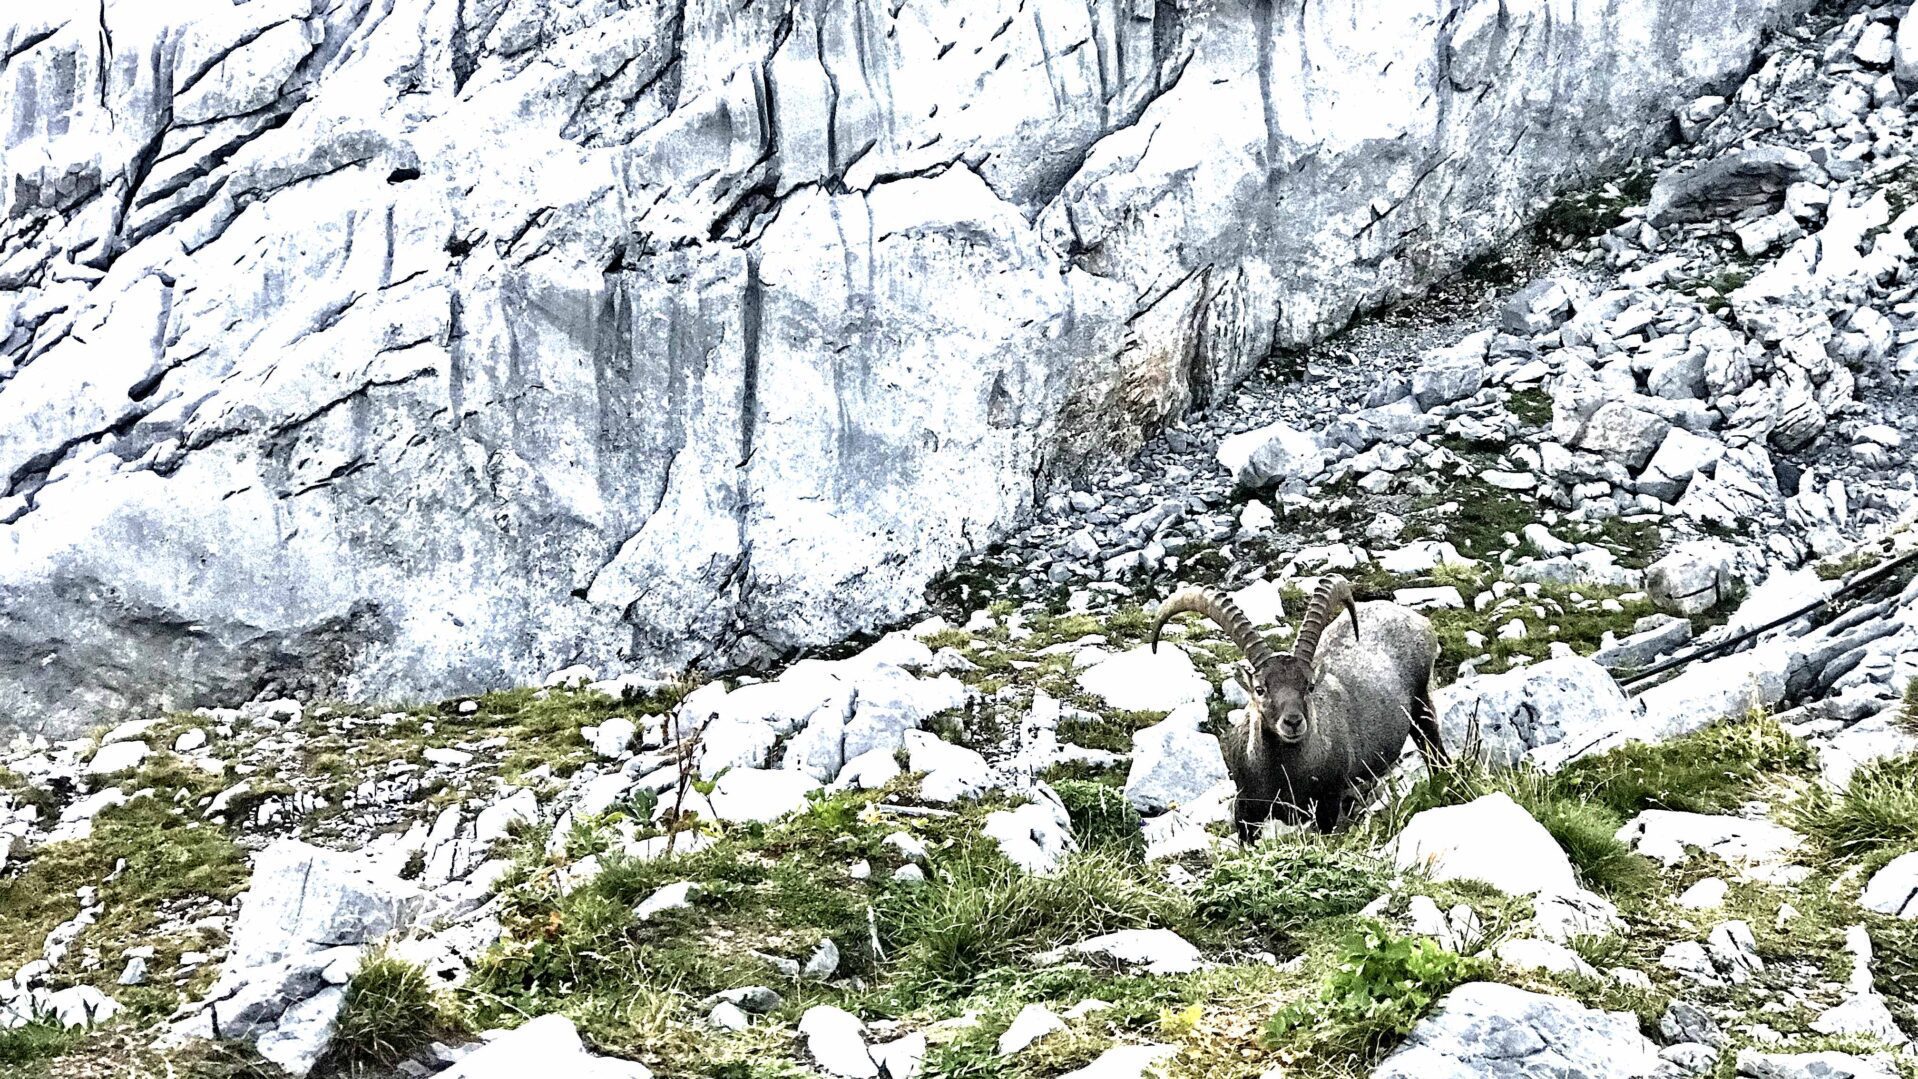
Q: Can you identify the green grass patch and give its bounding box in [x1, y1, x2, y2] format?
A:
[0, 1022, 83, 1067]
[1533, 169, 1653, 246]
[1052, 780, 1144, 857]
[1194, 840, 1391, 948]
[1505, 389, 1554, 427]
[1792, 753, 1918, 861]
[1554, 712, 1814, 820]
[0, 790, 248, 998]
[877, 850, 1186, 992]
[325, 953, 463, 1073]
[1815, 550, 1883, 582]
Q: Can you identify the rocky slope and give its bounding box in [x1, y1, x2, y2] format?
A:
[9, 3, 1918, 1079]
[0, 0, 1815, 735]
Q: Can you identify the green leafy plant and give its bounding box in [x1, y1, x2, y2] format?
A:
[1263, 923, 1487, 1057]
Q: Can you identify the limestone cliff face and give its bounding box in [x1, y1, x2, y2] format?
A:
[0, 0, 1807, 732]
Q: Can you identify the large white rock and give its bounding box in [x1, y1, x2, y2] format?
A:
[1077, 645, 1211, 714]
[1373, 982, 1662, 1078]
[1228, 579, 1288, 627]
[1861, 851, 1918, 919]
[707, 768, 822, 824]
[798, 1005, 877, 1079]
[440, 1014, 653, 1079]
[1058, 1044, 1178, 1079]
[1646, 540, 1738, 616]
[1122, 703, 1230, 813]
[1616, 811, 1805, 881]
[252, 985, 347, 1078]
[228, 840, 425, 971]
[1217, 420, 1326, 488]
[86, 740, 150, 777]
[903, 729, 997, 804]
[1036, 929, 1204, 975]
[1434, 658, 1637, 767]
[982, 787, 1078, 874]
[997, 1003, 1067, 1055]
[1734, 1050, 1900, 1079]
[0, 0, 1816, 737]
[1391, 793, 1576, 897]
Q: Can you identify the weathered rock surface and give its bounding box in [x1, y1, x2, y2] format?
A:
[0, 0, 1816, 733]
[1372, 981, 1662, 1077]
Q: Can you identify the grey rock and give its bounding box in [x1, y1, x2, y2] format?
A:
[1660, 1000, 1725, 1048]
[1734, 1049, 1900, 1079]
[252, 985, 346, 1078]
[1575, 402, 1673, 470]
[439, 1014, 653, 1079]
[1035, 929, 1203, 975]
[1412, 357, 1488, 411]
[1860, 851, 1918, 918]
[229, 840, 423, 971]
[1372, 981, 1662, 1077]
[1647, 146, 1815, 226]
[1592, 616, 1692, 671]
[1122, 704, 1230, 814]
[1646, 541, 1737, 616]
[798, 1005, 876, 1079]
[1434, 658, 1638, 767]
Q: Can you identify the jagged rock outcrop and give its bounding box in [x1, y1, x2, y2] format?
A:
[0, 0, 1811, 732]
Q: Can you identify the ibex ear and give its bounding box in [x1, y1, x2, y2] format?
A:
[1233, 666, 1254, 696]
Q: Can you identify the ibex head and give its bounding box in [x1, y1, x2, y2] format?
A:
[1150, 577, 1359, 747]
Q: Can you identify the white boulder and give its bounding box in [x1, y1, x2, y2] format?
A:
[1391, 793, 1576, 897]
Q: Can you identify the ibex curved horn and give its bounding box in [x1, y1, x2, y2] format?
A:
[1151, 586, 1278, 670]
[1291, 576, 1358, 666]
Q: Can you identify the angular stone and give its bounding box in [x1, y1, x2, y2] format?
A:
[1647, 146, 1814, 226]
[1647, 541, 1737, 616]
[1573, 402, 1671, 470]
[1391, 793, 1576, 897]
[1373, 982, 1661, 1077]
[1434, 658, 1637, 767]
[1860, 851, 1918, 918]
[1217, 421, 1326, 489]
[228, 841, 424, 971]
[439, 1014, 653, 1079]
[1077, 645, 1210, 713]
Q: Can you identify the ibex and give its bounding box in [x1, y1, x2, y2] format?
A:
[1151, 576, 1447, 839]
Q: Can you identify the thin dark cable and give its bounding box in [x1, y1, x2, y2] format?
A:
[1618, 546, 1918, 696]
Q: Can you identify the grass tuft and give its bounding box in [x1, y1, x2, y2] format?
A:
[1052, 780, 1144, 856]
[1792, 753, 1918, 860]
[325, 953, 461, 1072]
[878, 850, 1185, 990]
[1552, 713, 1814, 820]
[1194, 840, 1391, 947]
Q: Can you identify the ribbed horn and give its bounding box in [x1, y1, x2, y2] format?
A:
[1150, 586, 1279, 670]
[1291, 576, 1358, 666]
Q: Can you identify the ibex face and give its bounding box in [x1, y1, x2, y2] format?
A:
[1245, 654, 1314, 745]
[1154, 577, 1357, 750]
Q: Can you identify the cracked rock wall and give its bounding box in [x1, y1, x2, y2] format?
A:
[0, 0, 1808, 733]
